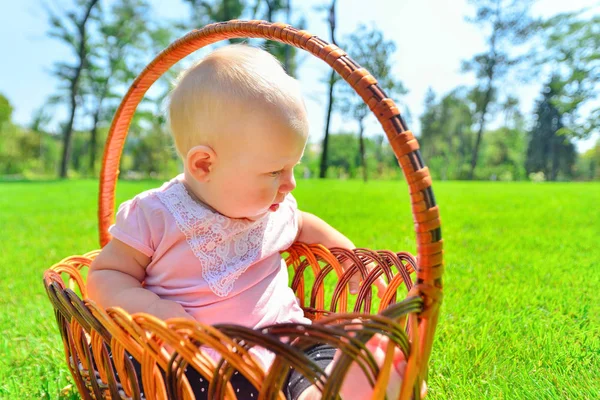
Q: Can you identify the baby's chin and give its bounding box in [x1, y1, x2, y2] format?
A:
[240, 206, 278, 222]
[238, 214, 266, 222]
[210, 204, 264, 221]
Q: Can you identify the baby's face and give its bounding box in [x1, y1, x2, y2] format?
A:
[203, 111, 307, 221]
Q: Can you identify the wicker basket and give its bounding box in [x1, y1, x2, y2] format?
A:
[43, 20, 443, 400]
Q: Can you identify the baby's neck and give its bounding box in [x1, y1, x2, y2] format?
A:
[180, 172, 216, 212]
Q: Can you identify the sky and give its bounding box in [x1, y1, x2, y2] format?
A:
[1, 0, 598, 152]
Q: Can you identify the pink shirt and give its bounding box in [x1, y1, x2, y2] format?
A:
[109, 176, 309, 368]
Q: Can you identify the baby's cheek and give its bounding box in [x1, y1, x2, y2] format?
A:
[259, 185, 276, 202]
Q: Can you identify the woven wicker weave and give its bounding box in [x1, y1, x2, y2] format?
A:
[43, 20, 443, 400]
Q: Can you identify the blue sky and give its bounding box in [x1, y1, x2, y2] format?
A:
[1, 0, 598, 152]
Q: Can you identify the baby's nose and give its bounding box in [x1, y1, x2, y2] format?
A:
[279, 171, 296, 193]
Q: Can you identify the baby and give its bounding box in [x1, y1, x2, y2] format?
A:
[88, 44, 406, 400]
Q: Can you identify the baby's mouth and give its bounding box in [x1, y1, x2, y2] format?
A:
[269, 203, 280, 212]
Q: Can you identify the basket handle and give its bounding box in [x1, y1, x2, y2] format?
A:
[98, 19, 443, 372]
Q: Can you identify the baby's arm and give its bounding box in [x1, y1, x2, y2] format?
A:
[88, 239, 193, 321]
[296, 211, 386, 296]
[296, 211, 355, 253]
[295, 213, 403, 399]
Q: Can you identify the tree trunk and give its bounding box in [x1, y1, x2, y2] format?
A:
[59, 0, 99, 178]
[223, 0, 230, 18]
[320, 70, 336, 178]
[318, 0, 337, 179]
[89, 110, 100, 175]
[89, 76, 111, 176]
[550, 139, 559, 181]
[358, 119, 367, 182]
[251, 0, 261, 19]
[59, 87, 79, 178]
[468, 18, 499, 181]
[284, 0, 291, 71]
[469, 67, 495, 180]
[265, 0, 274, 21]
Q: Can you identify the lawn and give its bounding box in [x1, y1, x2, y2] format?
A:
[0, 179, 598, 399]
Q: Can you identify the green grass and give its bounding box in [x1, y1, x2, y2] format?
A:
[1, 179, 598, 399]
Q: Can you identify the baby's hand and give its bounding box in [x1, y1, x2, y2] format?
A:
[147, 298, 195, 321]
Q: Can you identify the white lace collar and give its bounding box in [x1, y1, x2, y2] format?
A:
[155, 181, 294, 297]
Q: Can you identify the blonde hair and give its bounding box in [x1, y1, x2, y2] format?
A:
[169, 44, 308, 158]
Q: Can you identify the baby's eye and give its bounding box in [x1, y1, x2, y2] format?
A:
[268, 170, 283, 177]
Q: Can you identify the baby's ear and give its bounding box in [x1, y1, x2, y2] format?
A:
[186, 145, 216, 182]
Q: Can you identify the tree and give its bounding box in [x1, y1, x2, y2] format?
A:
[419, 88, 475, 180]
[537, 10, 600, 140]
[121, 23, 182, 179]
[473, 95, 527, 180]
[339, 25, 406, 181]
[29, 106, 59, 176]
[462, 0, 536, 179]
[46, 0, 100, 178]
[183, 0, 245, 30]
[481, 125, 526, 181]
[0, 93, 12, 127]
[84, 0, 153, 175]
[319, 0, 338, 178]
[576, 141, 600, 180]
[371, 134, 400, 179]
[0, 94, 17, 173]
[419, 88, 437, 146]
[252, 0, 303, 76]
[526, 77, 577, 181]
[0, 94, 49, 176]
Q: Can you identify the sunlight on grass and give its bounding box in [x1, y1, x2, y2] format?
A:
[1, 179, 598, 398]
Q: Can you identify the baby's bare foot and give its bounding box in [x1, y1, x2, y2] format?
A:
[327, 334, 406, 400]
